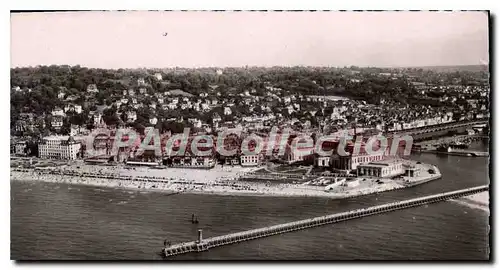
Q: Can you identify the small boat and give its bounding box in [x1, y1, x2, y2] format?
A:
[191, 214, 199, 224]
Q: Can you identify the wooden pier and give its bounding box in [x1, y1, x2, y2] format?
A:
[162, 185, 489, 258]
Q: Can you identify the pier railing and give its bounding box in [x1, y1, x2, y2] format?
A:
[162, 185, 489, 258]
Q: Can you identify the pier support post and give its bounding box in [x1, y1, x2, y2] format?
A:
[196, 229, 203, 243]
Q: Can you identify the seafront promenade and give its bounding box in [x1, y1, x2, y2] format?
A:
[10, 158, 442, 199]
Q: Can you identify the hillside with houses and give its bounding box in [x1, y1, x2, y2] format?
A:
[11, 65, 489, 144]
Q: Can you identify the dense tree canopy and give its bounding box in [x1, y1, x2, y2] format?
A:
[10, 65, 489, 136]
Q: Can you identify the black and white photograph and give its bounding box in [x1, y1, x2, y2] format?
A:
[9, 9, 491, 261]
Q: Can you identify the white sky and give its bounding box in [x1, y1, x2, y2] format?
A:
[10, 11, 489, 68]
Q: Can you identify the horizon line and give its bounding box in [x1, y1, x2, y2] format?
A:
[10, 63, 490, 71]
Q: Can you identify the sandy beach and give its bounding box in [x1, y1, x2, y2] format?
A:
[452, 191, 490, 213]
[10, 166, 412, 199]
[10, 160, 443, 199]
[10, 169, 367, 198]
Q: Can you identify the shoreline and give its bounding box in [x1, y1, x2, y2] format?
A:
[451, 191, 490, 213]
[11, 163, 442, 199]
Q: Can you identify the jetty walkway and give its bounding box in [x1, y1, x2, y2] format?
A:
[162, 185, 489, 258]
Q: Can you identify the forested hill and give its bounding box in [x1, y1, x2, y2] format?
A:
[10, 65, 489, 136]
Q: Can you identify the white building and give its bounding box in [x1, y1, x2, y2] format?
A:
[212, 113, 222, 128]
[331, 145, 388, 171]
[345, 179, 360, 187]
[149, 117, 158, 125]
[38, 136, 81, 160]
[57, 91, 65, 99]
[14, 141, 27, 155]
[64, 104, 82, 114]
[193, 103, 201, 111]
[51, 107, 65, 117]
[87, 84, 99, 93]
[284, 143, 314, 164]
[240, 154, 261, 166]
[51, 116, 64, 130]
[201, 103, 210, 111]
[126, 111, 137, 122]
[92, 113, 103, 126]
[188, 118, 202, 128]
[154, 73, 163, 81]
[356, 159, 405, 178]
[224, 107, 232, 115]
[212, 113, 222, 123]
[167, 103, 177, 110]
[137, 77, 146, 86]
[314, 155, 331, 167]
[74, 105, 83, 114]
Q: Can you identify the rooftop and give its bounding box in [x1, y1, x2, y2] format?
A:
[43, 135, 84, 141]
[366, 158, 404, 166]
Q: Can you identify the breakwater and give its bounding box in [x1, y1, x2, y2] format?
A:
[162, 185, 489, 258]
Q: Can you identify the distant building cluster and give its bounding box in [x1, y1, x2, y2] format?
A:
[11, 66, 489, 174]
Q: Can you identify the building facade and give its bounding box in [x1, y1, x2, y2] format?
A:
[163, 154, 216, 168]
[331, 143, 390, 171]
[404, 165, 421, 177]
[14, 141, 27, 155]
[356, 159, 405, 178]
[284, 147, 314, 164]
[240, 154, 261, 166]
[314, 155, 331, 167]
[51, 116, 64, 130]
[38, 136, 81, 160]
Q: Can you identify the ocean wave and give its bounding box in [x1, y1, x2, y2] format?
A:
[452, 199, 489, 213]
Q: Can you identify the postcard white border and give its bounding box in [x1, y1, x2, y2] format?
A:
[2, 0, 497, 268]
